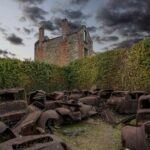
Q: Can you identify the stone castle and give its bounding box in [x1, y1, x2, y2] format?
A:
[34, 19, 93, 66]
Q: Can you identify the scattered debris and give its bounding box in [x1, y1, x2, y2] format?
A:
[107, 91, 147, 114]
[0, 88, 27, 127]
[0, 88, 149, 149]
[62, 128, 86, 137]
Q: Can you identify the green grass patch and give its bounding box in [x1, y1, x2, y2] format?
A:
[55, 118, 122, 150]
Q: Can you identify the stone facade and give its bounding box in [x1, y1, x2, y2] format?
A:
[35, 19, 93, 66]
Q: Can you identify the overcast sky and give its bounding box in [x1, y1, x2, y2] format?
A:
[0, 0, 149, 60]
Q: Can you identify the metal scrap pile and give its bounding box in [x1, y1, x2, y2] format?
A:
[0, 88, 149, 150]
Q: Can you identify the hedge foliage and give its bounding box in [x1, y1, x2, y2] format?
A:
[0, 39, 150, 92]
[0, 59, 66, 92]
[64, 39, 150, 91]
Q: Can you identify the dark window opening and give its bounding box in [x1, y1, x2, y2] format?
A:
[140, 99, 150, 109]
[84, 48, 88, 57]
[129, 93, 136, 100]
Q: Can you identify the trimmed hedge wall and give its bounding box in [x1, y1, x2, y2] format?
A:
[0, 39, 150, 92]
[64, 39, 150, 91]
[0, 59, 66, 92]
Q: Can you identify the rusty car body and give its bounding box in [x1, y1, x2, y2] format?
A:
[122, 121, 150, 150]
[27, 90, 64, 110]
[0, 121, 16, 143]
[79, 95, 99, 106]
[12, 103, 60, 136]
[107, 91, 147, 114]
[27, 90, 97, 126]
[69, 89, 84, 100]
[79, 90, 113, 107]
[0, 121, 75, 150]
[136, 95, 150, 126]
[121, 95, 150, 149]
[0, 131, 74, 150]
[54, 101, 97, 125]
[0, 88, 28, 126]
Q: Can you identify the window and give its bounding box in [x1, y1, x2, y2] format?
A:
[83, 30, 87, 42]
[84, 48, 88, 57]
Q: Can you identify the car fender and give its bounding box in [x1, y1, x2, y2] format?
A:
[38, 110, 60, 130]
[56, 107, 71, 116]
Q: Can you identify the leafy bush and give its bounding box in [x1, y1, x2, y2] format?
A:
[0, 58, 66, 92]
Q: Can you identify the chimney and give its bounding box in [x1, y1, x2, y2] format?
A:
[61, 19, 70, 39]
[39, 26, 44, 47]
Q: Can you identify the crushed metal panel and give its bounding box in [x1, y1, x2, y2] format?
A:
[0, 134, 74, 150]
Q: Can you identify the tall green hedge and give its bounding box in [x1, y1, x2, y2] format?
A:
[0, 39, 150, 92]
[0, 59, 66, 92]
[64, 39, 150, 91]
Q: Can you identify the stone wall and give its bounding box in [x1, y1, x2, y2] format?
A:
[35, 27, 93, 66]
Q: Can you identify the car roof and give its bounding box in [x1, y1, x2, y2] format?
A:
[0, 88, 25, 95]
[139, 95, 150, 101]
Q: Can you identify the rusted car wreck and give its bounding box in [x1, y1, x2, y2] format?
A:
[0, 121, 74, 150]
[0, 88, 28, 126]
[122, 95, 150, 149]
[27, 90, 97, 126]
[107, 91, 147, 114]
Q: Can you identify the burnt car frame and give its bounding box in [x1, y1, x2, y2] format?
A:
[121, 95, 150, 149]
[27, 90, 64, 110]
[136, 95, 150, 125]
[27, 90, 97, 126]
[12, 102, 60, 136]
[107, 91, 148, 114]
[54, 101, 97, 124]
[79, 89, 113, 107]
[0, 121, 74, 150]
[122, 121, 150, 150]
[0, 88, 28, 126]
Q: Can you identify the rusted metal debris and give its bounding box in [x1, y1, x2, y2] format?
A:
[101, 109, 116, 124]
[121, 94, 150, 149]
[107, 91, 148, 114]
[0, 131, 74, 150]
[27, 90, 97, 126]
[0, 120, 75, 150]
[122, 121, 150, 150]
[0, 88, 150, 150]
[0, 88, 27, 127]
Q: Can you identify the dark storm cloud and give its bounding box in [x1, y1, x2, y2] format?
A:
[0, 49, 16, 57]
[70, 0, 90, 5]
[87, 26, 97, 32]
[40, 20, 56, 31]
[96, 0, 150, 37]
[54, 17, 62, 28]
[6, 34, 24, 45]
[0, 27, 6, 33]
[23, 6, 47, 23]
[0, 27, 7, 36]
[112, 38, 142, 49]
[16, 0, 46, 5]
[23, 27, 32, 34]
[53, 17, 84, 31]
[93, 35, 119, 43]
[62, 9, 89, 20]
[16, 27, 21, 32]
[19, 16, 26, 22]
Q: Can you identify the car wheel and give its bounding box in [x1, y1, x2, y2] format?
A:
[45, 119, 54, 134]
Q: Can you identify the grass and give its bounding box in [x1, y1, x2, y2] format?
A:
[55, 117, 122, 150]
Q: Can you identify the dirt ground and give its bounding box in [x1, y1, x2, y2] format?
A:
[55, 118, 122, 150]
